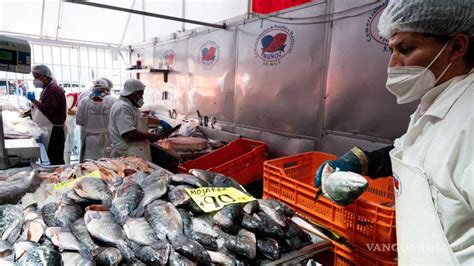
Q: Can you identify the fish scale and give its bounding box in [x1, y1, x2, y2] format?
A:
[133, 173, 168, 217]
[110, 179, 143, 225]
[123, 217, 158, 246]
[71, 218, 101, 257]
[84, 210, 134, 261]
[0, 205, 24, 244]
[145, 200, 183, 242]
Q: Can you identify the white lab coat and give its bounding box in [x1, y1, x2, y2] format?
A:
[77, 89, 92, 103]
[76, 95, 116, 161]
[109, 97, 151, 160]
[77, 88, 92, 158]
[393, 69, 473, 264]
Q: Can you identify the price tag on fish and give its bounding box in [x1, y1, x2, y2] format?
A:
[53, 170, 101, 190]
[185, 187, 256, 213]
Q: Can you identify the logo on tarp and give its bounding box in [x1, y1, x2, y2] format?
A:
[365, 0, 389, 52]
[393, 174, 401, 198]
[254, 25, 295, 66]
[198, 41, 219, 70]
[162, 49, 176, 69]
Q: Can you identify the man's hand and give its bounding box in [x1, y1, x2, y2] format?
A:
[159, 120, 172, 131]
[26, 91, 36, 101]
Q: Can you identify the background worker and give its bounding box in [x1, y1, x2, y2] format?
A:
[109, 78, 170, 160]
[64, 91, 80, 164]
[77, 77, 113, 162]
[78, 77, 114, 103]
[76, 78, 117, 162]
[314, 0, 473, 264]
[26, 64, 67, 165]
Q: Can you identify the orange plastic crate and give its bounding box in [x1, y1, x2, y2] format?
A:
[263, 152, 397, 260]
[333, 241, 397, 266]
[178, 138, 267, 185]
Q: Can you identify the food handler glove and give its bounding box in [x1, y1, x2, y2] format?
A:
[314, 147, 368, 188]
[26, 91, 36, 101]
[159, 119, 172, 131]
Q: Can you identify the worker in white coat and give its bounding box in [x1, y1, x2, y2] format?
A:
[109, 78, 169, 161]
[314, 0, 473, 264]
[76, 78, 117, 162]
[77, 77, 113, 162]
[78, 77, 113, 103]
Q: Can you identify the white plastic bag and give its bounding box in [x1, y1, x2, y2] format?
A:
[177, 120, 200, 137]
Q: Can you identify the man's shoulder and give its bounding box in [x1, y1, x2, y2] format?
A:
[49, 82, 64, 91]
[111, 98, 133, 113]
[47, 83, 66, 97]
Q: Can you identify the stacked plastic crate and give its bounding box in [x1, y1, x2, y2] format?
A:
[263, 152, 397, 266]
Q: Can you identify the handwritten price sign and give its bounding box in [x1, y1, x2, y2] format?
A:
[185, 187, 256, 213]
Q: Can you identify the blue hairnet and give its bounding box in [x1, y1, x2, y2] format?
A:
[31, 64, 54, 78]
[378, 0, 474, 39]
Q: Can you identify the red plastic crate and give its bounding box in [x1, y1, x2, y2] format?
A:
[178, 138, 267, 185]
[263, 152, 397, 260]
[333, 241, 397, 266]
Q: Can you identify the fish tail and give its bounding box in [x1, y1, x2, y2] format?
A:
[314, 189, 323, 203]
[113, 213, 126, 226]
[102, 198, 112, 209]
[118, 243, 135, 261]
[91, 246, 105, 257]
[78, 247, 94, 261]
[130, 205, 144, 218]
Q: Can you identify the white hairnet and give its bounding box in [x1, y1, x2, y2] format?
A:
[120, 78, 145, 96]
[93, 78, 109, 90]
[31, 64, 54, 78]
[378, 0, 474, 39]
[100, 77, 113, 89]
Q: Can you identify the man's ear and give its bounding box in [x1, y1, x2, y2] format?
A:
[449, 33, 469, 63]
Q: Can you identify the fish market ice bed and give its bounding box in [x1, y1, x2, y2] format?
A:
[3, 161, 330, 265]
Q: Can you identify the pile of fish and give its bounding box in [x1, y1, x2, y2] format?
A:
[38, 156, 154, 183]
[1, 168, 312, 265]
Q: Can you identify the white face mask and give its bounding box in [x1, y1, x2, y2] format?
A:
[386, 41, 452, 104]
[136, 98, 144, 108]
[33, 79, 43, 88]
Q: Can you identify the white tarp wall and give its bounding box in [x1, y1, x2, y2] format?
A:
[132, 0, 417, 157]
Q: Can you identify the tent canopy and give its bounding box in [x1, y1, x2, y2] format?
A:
[0, 0, 248, 47]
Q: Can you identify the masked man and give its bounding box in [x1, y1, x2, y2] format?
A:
[314, 1, 473, 264]
[26, 64, 67, 165]
[109, 78, 168, 160]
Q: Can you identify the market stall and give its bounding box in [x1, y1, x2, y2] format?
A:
[0, 36, 41, 170]
[1, 0, 472, 265]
